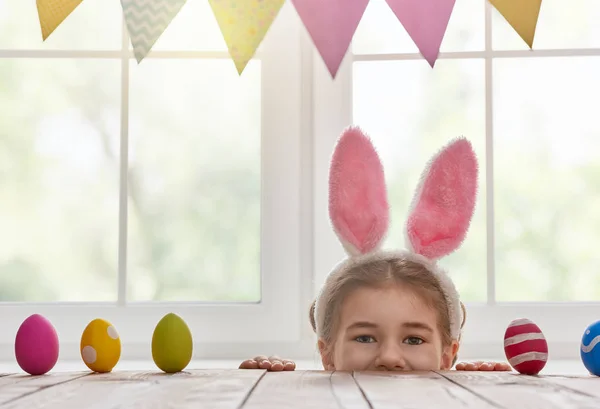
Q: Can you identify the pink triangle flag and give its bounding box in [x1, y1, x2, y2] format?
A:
[291, 0, 369, 78]
[385, 0, 456, 67]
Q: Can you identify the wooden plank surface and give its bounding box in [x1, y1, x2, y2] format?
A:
[541, 375, 600, 399]
[354, 370, 498, 409]
[440, 371, 598, 409]
[0, 372, 89, 405]
[139, 369, 266, 409]
[242, 370, 370, 409]
[0, 369, 598, 408]
[0, 372, 87, 388]
[0, 370, 264, 409]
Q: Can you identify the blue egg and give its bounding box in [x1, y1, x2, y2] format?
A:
[581, 320, 600, 376]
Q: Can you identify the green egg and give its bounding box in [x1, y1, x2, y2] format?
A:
[151, 313, 193, 373]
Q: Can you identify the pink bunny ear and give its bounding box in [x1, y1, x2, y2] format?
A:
[329, 127, 389, 256]
[405, 137, 478, 260]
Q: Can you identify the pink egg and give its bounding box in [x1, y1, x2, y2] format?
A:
[14, 314, 59, 375]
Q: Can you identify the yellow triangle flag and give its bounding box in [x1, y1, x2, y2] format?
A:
[36, 0, 83, 40]
[489, 0, 542, 48]
[209, 0, 285, 75]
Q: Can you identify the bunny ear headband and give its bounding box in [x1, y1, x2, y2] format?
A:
[314, 126, 478, 341]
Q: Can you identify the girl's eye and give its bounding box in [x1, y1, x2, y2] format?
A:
[404, 337, 424, 346]
[354, 335, 376, 343]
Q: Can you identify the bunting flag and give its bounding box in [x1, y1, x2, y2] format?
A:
[121, 0, 188, 63]
[385, 0, 456, 67]
[32, 0, 545, 70]
[209, 0, 285, 75]
[291, 0, 369, 79]
[489, 0, 542, 48]
[36, 0, 83, 40]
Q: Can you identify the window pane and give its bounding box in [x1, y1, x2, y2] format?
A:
[0, 59, 120, 301]
[352, 0, 484, 55]
[128, 60, 261, 302]
[493, 0, 600, 50]
[0, 0, 121, 50]
[494, 57, 600, 301]
[352, 59, 486, 302]
[149, 0, 228, 52]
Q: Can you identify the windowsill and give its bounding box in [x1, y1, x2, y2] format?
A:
[0, 359, 589, 376]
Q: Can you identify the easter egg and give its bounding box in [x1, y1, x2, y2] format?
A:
[151, 313, 193, 373]
[580, 320, 600, 376]
[503, 318, 548, 375]
[80, 318, 121, 373]
[14, 314, 59, 375]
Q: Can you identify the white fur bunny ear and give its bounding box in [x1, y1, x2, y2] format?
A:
[405, 137, 478, 260]
[329, 127, 389, 256]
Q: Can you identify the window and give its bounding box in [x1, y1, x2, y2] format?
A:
[0, 0, 310, 360]
[312, 0, 600, 360]
[2, 0, 598, 364]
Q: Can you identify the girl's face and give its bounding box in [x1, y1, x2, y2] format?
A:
[319, 284, 458, 371]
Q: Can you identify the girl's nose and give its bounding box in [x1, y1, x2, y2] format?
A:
[375, 343, 407, 371]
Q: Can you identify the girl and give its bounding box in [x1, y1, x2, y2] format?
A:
[240, 127, 510, 372]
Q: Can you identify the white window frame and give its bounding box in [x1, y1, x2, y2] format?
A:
[0, 2, 317, 362]
[3, 1, 599, 365]
[312, 1, 600, 361]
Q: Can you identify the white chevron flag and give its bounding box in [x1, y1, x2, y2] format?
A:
[121, 0, 188, 63]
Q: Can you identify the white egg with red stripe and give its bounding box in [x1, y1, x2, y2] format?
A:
[503, 318, 548, 375]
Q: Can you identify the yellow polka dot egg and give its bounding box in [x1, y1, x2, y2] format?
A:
[80, 318, 121, 373]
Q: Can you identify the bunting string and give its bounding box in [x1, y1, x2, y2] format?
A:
[35, 0, 543, 78]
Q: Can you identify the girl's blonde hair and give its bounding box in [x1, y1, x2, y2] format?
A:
[309, 256, 466, 363]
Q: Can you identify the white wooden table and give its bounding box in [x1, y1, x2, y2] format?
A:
[0, 369, 598, 408]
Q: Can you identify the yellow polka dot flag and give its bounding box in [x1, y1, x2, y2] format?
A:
[489, 0, 542, 48]
[36, 0, 83, 40]
[209, 0, 285, 75]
